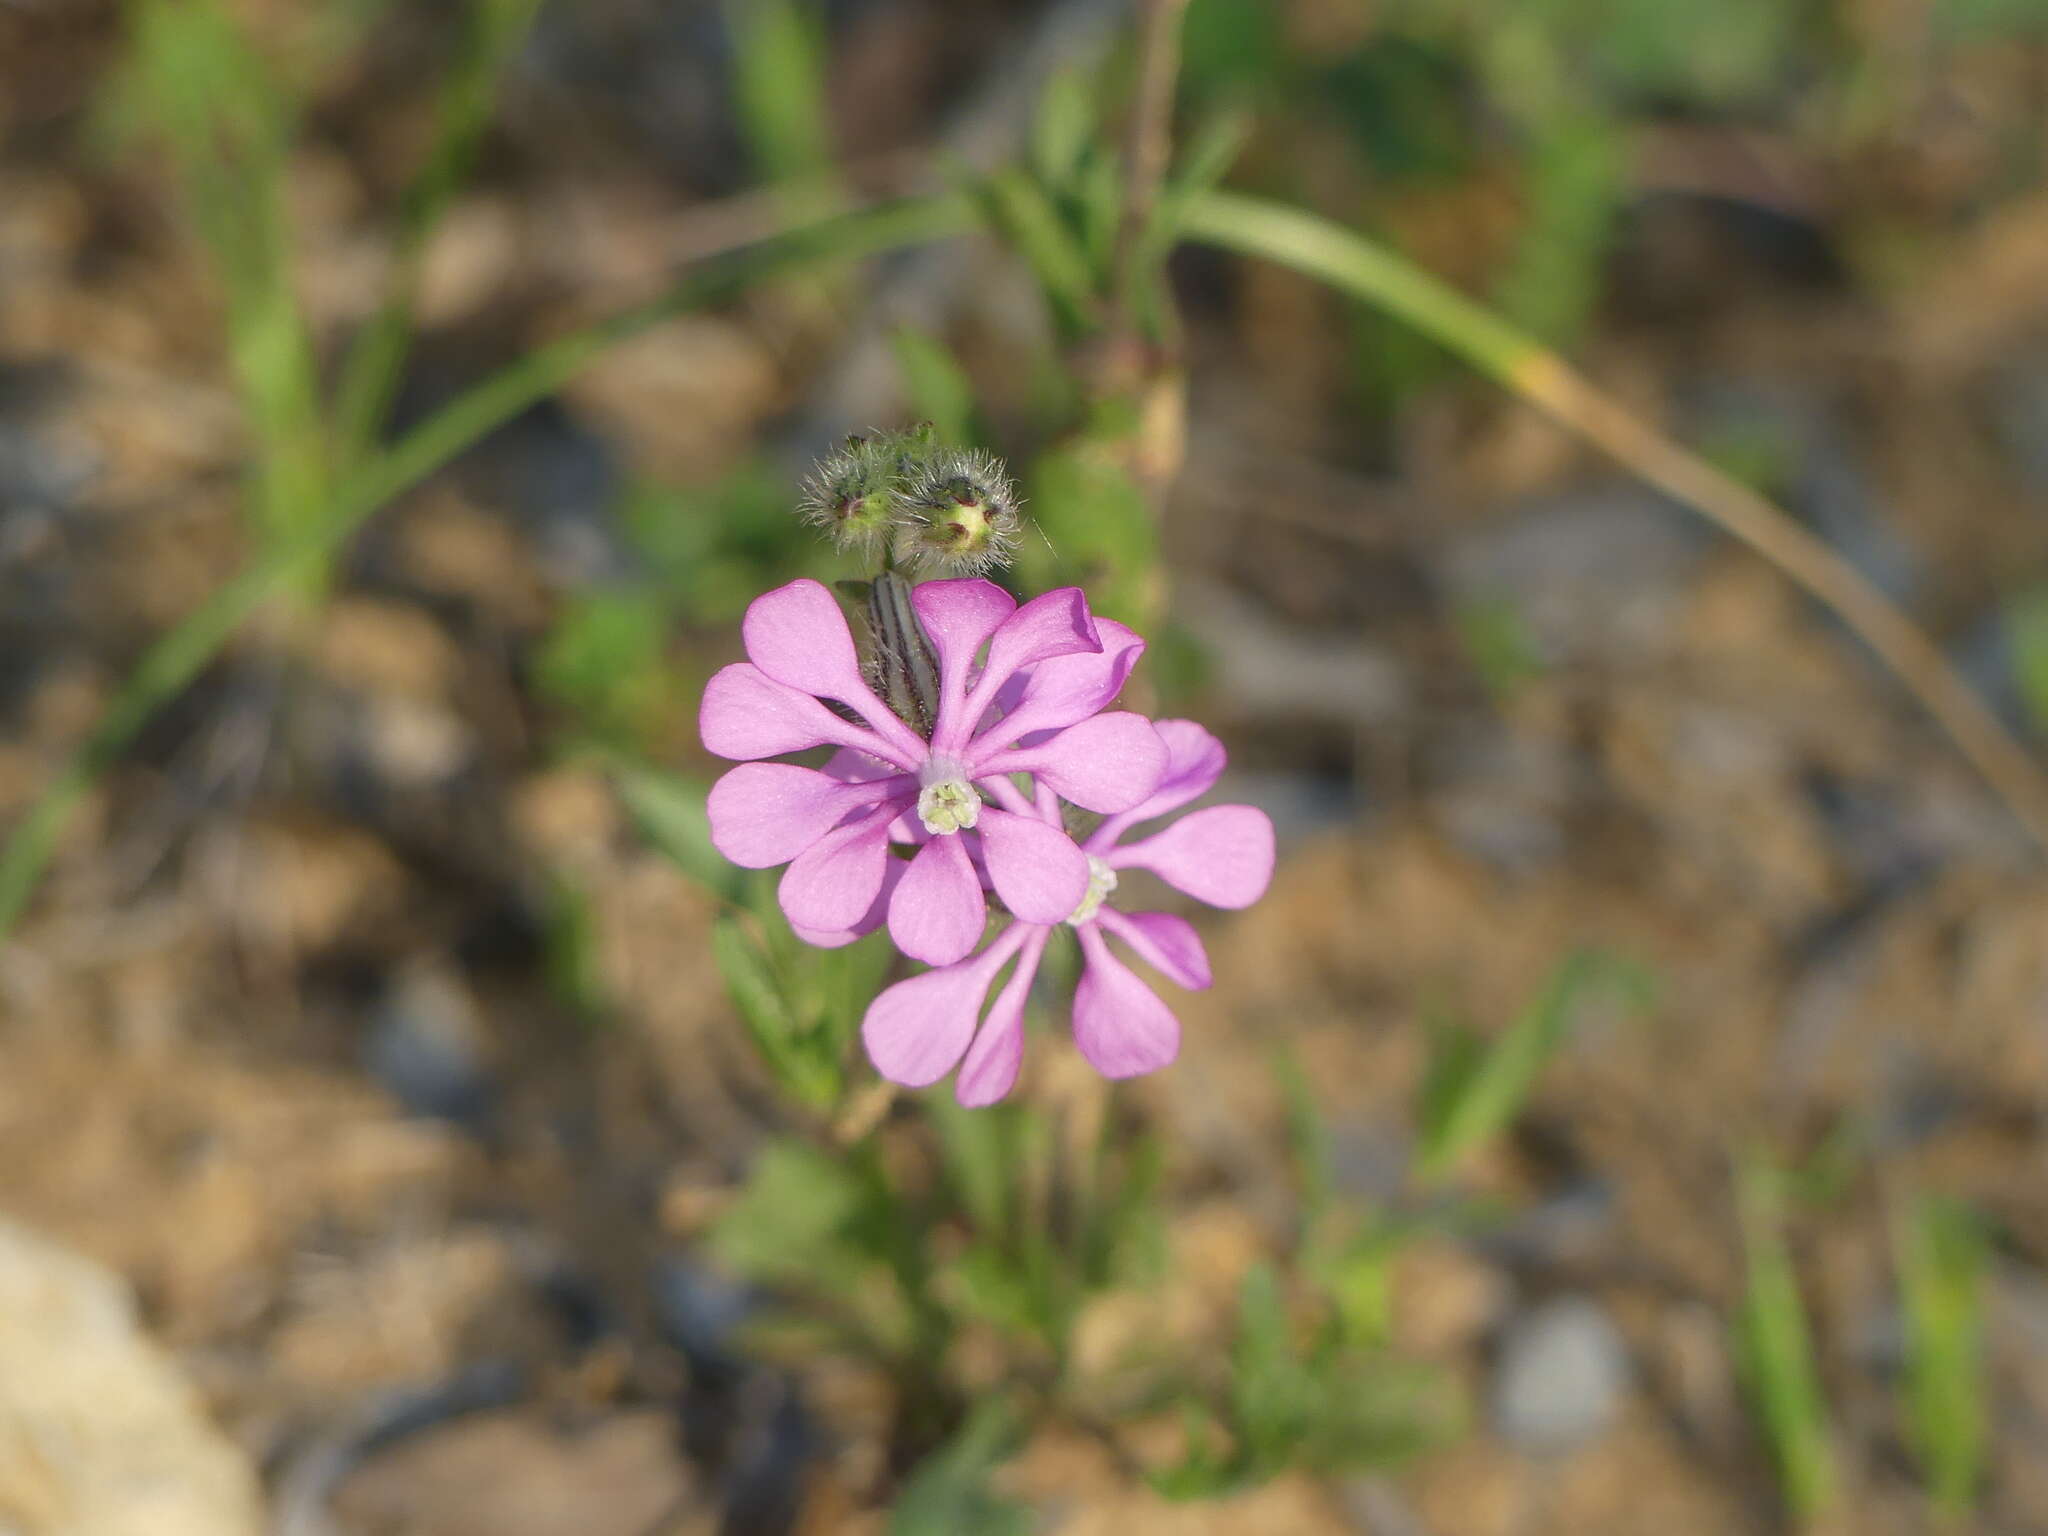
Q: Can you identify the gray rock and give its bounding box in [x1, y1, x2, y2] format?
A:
[0, 1218, 265, 1536]
[1491, 1294, 1631, 1454]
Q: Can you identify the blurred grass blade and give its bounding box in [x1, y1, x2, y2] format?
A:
[726, 0, 835, 190]
[888, 1397, 1030, 1536]
[1897, 1193, 1989, 1519]
[615, 764, 742, 902]
[1273, 1048, 1334, 1231]
[1415, 950, 1633, 1182]
[0, 192, 970, 942]
[890, 326, 977, 443]
[1180, 189, 2048, 856]
[123, 0, 327, 562]
[972, 167, 1098, 336]
[1733, 1156, 1836, 1522]
[332, 0, 547, 457]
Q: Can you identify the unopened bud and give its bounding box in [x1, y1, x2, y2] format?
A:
[892, 449, 1021, 577]
[798, 434, 901, 556]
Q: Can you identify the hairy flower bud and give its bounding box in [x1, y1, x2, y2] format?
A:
[892, 450, 1021, 577]
[798, 434, 902, 556]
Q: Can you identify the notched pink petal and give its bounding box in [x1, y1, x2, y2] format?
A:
[964, 588, 1100, 715]
[706, 762, 901, 869]
[955, 928, 1049, 1107]
[861, 929, 1023, 1088]
[977, 807, 1088, 923]
[700, 663, 877, 762]
[1112, 804, 1275, 909]
[1122, 718, 1228, 823]
[741, 578, 865, 698]
[911, 579, 1016, 700]
[981, 619, 1146, 746]
[1098, 908, 1212, 990]
[983, 711, 1166, 814]
[1073, 926, 1181, 1079]
[778, 805, 893, 932]
[889, 833, 988, 966]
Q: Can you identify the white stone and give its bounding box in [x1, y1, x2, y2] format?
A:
[0, 1219, 264, 1536]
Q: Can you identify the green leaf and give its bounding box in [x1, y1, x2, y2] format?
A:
[888, 1399, 1030, 1536]
[710, 1139, 864, 1281]
[890, 327, 977, 444]
[1898, 1194, 1990, 1518]
[535, 589, 675, 747]
[2006, 586, 2048, 734]
[726, 0, 834, 188]
[1732, 1156, 1836, 1522]
[616, 765, 742, 902]
[926, 1095, 1015, 1236]
[1416, 950, 1645, 1182]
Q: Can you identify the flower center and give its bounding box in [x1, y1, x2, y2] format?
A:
[916, 756, 980, 835]
[1066, 856, 1119, 925]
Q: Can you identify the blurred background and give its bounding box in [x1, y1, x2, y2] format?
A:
[4, 0, 2048, 1531]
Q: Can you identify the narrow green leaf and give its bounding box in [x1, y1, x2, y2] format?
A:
[890, 327, 977, 443]
[1732, 1156, 1836, 1522]
[888, 1398, 1030, 1536]
[1416, 951, 1635, 1181]
[616, 766, 742, 901]
[711, 1139, 864, 1281]
[1898, 1194, 1989, 1519]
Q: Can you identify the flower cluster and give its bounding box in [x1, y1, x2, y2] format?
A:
[798, 429, 1022, 577]
[702, 573, 1273, 1104]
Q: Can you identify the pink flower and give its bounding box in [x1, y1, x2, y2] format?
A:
[701, 578, 1167, 966]
[861, 720, 1276, 1104]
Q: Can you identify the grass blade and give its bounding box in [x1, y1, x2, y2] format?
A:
[331, 0, 547, 458]
[1897, 1193, 1990, 1520]
[1732, 1155, 1836, 1523]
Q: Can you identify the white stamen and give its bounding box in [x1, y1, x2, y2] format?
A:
[916, 756, 980, 834]
[1067, 856, 1119, 925]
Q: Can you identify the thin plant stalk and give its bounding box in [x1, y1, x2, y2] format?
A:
[1180, 189, 2048, 856]
[330, 0, 548, 460]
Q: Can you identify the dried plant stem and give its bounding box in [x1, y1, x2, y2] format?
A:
[1182, 190, 2048, 855]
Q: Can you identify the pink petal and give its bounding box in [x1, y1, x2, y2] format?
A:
[1073, 925, 1181, 1079]
[955, 926, 1050, 1107]
[911, 579, 1016, 714]
[862, 925, 1027, 1088]
[888, 833, 988, 966]
[778, 804, 895, 932]
[1087, 719, 1228, 846]
[1111, 804, 1275, 909]
[977, 806, 1089, 923]
[700, 663, 909, 767]
[981, 619, 1146, 746]
[740, 579, 925, 761]
[706, 762, 906, 869]
[979, 712, 1167, 814]
[822, 746, 904, 782]
[1097, 908, 1211, 990]
[955, 588, 1100, 731]
[791, 860, 904, 948]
